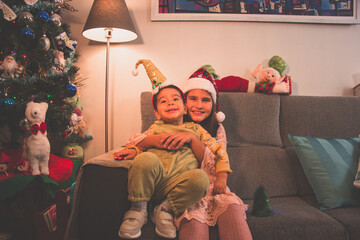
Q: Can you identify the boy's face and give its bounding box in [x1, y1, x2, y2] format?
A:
[154, 88, 187, 125]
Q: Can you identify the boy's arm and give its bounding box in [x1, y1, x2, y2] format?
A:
[161, 132, 205, 162]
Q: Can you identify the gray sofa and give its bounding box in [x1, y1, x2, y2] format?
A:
[65, 92, 360, 240]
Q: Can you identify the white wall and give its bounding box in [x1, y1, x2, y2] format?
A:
[63, 0, 360, 160]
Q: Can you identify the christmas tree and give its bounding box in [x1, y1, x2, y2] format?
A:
[251, 185, 275, 217]
[0, 0, 80, 149]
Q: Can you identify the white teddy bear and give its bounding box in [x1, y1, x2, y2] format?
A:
[22, 102, 50, 175]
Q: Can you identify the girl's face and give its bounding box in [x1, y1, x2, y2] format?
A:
[154, 88, 187, 125]
[186, 89, 213, 123]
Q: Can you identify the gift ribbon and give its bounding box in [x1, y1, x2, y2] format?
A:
[30, 122, 47, 135]
[0, 0, 17, 21]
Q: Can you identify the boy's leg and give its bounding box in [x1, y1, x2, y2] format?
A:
[128, 152, 165, 202]
[152, 168, 209, 215]
[119, 152, 166, 239]
[178, 218, 209, 240]
[151, 168, 209, 239]
[217, 204, 253, 240]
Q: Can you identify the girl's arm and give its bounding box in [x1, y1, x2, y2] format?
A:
[213, 172, 228, 194]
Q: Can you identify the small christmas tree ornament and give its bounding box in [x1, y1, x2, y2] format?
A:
[0, 0, 17, 21]
[39, 34, 51, 51]
[251, 186, 274, 217]
[18, 11, 34, 25]
[0, 96, 14, 112]
[20, 27, 35, 41]
[36, 10, 50, 22]
[65, 83, 77, 97]
[51, 13, 62, 26]
[24, 0, 38, 5]
[56, 32, 77, 51]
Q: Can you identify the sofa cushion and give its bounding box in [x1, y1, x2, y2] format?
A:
[324, 207, 360, 240]
[221, 93, 282, 147]
[245, 197, 347, 240]
[280, 96, 360, 148]
[227, 146, 297, 200]
[288, 135, 360, 210]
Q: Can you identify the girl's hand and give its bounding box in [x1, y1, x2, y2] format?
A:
[113, 148, 137, 160]
[213, 172, 228, 195]
[161, 132, 194, 150]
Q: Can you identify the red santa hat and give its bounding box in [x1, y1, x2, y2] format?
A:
[183, 67, 225, 123]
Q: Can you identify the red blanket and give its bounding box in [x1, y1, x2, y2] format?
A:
[0, 148, 73, 182]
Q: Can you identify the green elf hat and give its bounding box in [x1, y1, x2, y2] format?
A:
[268, 55, 287, 76]
[132, 59, 167, 93]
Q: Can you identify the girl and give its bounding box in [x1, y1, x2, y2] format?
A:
[177, 68, 252, 240]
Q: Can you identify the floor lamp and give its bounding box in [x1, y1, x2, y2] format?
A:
[82, 0, 138, 153]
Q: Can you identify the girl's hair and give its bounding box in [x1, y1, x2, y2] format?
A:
[184, 91, 219, 137]
[152, 85, 186, 110]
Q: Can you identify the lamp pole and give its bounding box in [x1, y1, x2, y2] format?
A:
[105, 28, 112, 153]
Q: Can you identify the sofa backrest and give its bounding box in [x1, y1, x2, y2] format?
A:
[140, 92, 360, 201]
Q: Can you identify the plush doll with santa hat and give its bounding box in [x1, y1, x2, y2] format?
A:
[203, 56, 291, 95]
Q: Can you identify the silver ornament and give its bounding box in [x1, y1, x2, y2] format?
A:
[51, 13, 62, 26]
[39, 35, 51, 51]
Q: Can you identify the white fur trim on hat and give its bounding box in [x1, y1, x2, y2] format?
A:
[216, 111, 225, 123]
[182, 78, 217, 103]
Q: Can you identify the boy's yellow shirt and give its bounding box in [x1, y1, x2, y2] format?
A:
[147, 120, 232, 175]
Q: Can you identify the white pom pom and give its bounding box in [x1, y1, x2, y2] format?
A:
[132, 68, 138, 76]
[216, 111, 225, 123]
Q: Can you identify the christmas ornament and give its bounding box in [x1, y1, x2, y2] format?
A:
[53, 0, 64, 5]
[36, 10, 49, 22]
[39, 34, 51, 51]
[268, 55, 287, 76]
[24, 0, 38, 5]
[0, 97, 14, 112]
[0, 55, 23, 78]
[18, 11, 34, 25]
[65, 83, 77, 97]
[51, 50, 65, 73]
[20, 27, 35, 41]
[56, 32, 77, 51]
[251, 186, 274, 217]
[50, 13, 62, 26]
[0, 0, 17, 21]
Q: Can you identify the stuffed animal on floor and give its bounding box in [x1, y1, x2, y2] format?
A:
[22, 102, 50, 175]
[195, 56, 291, 95]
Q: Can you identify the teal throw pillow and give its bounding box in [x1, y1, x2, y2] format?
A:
[288, 134, 360, 210]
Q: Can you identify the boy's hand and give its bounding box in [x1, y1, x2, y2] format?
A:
[161, 132, 194, 150]
[213, 172, 228, 195]
[113, 148, 137, 160]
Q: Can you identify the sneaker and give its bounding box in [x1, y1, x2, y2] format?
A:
[354, 171, 360, 189]
[118, 209, 147, 239]
[151, 205, 176, 239]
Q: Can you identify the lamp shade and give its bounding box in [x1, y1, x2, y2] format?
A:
[82, 0, 137, 43]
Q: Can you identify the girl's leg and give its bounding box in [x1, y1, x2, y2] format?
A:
[178, 219, 209, 240]
[217, 204, 252, 240]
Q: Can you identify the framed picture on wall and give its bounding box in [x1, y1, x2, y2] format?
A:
[151, 0, 360, 24]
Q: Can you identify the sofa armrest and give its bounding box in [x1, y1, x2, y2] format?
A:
[65, 164, 130, 240]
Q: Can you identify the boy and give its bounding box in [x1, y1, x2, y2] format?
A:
[117, 85, 231, 239]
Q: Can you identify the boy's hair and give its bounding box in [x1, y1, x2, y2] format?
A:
[184, 92, 219, 137]
[152, 85, 186, 110]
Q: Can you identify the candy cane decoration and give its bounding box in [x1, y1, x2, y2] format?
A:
[0, 0, 17, 21]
